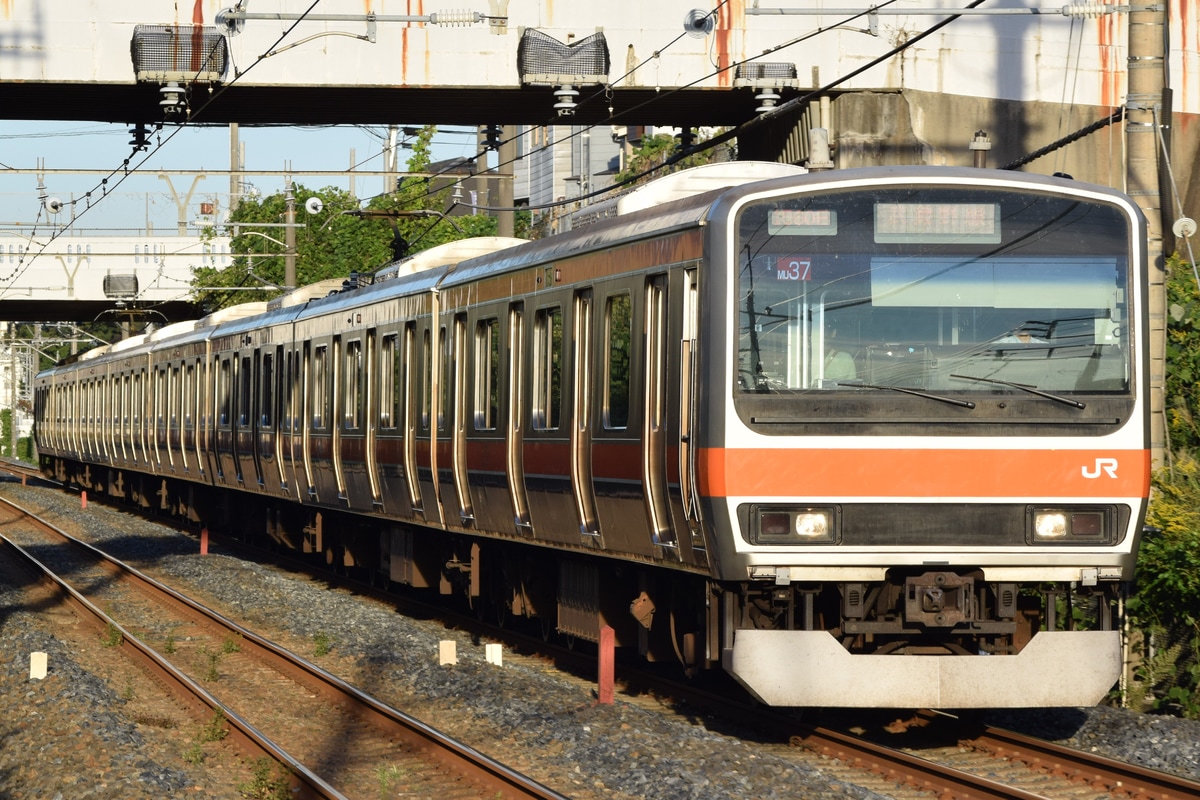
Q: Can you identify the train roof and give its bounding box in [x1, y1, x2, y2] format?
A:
[198, 301, 271, 329]
[564, 161, 809, 230]
[374, 237, 528, 282]
[148, 319, 200, 342]
[109, 334, 148, 353]
[267, 278, 350, 310]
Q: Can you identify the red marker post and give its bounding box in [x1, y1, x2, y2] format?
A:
[598, 625, 615, 705]
[200, 527, 209, 556]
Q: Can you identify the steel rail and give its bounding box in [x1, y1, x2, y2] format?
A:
[974, 725, 1200, 800]
[0, 494, 568, 800]
[0, 532, 346, 800]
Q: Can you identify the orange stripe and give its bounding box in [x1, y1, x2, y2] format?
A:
[698, 448, 1150, 498]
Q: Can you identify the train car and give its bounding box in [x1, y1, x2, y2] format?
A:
[34, 164, 1149, 708]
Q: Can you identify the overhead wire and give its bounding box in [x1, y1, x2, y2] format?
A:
[442, 0, 965, 215]
[376, 0, 913, 218]
[0, 0, 325, 300]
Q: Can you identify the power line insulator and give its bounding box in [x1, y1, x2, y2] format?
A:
[128, 123, 150, 150]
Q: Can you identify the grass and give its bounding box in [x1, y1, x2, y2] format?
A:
[376, 764, 407, 797]
[237, 758, 293, 800]
[100, 621, 123, 648]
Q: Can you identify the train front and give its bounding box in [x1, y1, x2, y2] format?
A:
[700, 168, 1149, 708]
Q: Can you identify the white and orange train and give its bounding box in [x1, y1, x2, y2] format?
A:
[35, 164, 1149, 707]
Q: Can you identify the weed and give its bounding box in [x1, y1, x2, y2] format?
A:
[312, 631, 334, 657]
[164, 633, 177, 654]
[197, 645, 221, 682]
[237, 757, 293, 800]
[376, 764, 407, 797]
[120, 680, 135, 701]
[198, 708, 229, 743]
[100, 621, 123, 648]
[221, 633, 242, 654]
[182, 742, 205, 765]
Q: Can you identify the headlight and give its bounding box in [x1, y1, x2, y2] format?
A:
[750, 506, 838, 545]
[1034, 512, 1068, 539]
[1030, 508, 1111, 544]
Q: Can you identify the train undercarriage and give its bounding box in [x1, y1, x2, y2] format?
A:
[49, 456, 1122, 703]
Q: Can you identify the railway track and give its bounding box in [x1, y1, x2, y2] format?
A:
[5, 466, 1200, 800]
[0, 490, 567, 800]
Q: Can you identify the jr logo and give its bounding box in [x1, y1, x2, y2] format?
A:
[1082, 457, 1119, 479]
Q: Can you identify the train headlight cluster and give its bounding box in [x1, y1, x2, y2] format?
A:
[751, 507, 838, 545]
[1029, 508, 1111, 544]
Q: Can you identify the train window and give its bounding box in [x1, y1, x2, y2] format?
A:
[133, 371, 144, 434]
[604, 293, 632, 429]
[312, 345, 328, 430]
[421, 329, 432, 430]
[218, 359, 231, 426]
[532, 306, 562, 430]
[183, 364, 194, 427]
[111, 379, 120, 431]
[261, 352, 274, 428]
[379, 335, 398, 429]
[474, 318, 500, 430]
[238, 356, 252, 427]
[155, 368, 166, 428]
[403, 323, 417, 431]
[288, 349, 301, 433]
[438, 326, 450, 432]
[344, 340, 362, 430]
[170, 366, 180, 427]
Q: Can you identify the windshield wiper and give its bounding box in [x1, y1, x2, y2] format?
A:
[950, 373, 1086, 409]
[842, 382, 975, 409]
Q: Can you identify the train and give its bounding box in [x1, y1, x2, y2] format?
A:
[34, 163, 1149, 708]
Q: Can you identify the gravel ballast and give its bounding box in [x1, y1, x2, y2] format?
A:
[2, 477, 1198, 799]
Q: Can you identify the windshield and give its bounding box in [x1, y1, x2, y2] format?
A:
[734, 185, 1131, 400]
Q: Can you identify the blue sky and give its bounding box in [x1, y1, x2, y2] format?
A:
[0, 121, 480, 233]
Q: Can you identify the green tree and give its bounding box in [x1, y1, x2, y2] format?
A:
[1165, 255, 1200, 451]
[614, 130, 731, 188]
[192, 125, 514, 310]
[1133, 253, 1200, 717]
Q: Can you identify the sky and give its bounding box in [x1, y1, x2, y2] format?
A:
[0, 120, 482, 235]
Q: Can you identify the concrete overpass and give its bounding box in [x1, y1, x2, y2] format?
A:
[0, 231, 217, 323]
[0, 1, 1195, 325]
[0, 2, 1190, 140]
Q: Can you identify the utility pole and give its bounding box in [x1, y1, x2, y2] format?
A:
[229, 123, 241, 214]
[498, 125, 516, 237]
[1126, 0, 1167, 468]
[9, 327, 16, 459]
[284, 176, 297, 290]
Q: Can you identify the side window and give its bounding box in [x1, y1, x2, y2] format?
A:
[261, 352, 274, 427]
[312, 345, 328, 430]
[155, 368, 166, 427]
[438, 325, 450, 432]
[238, 355, 252, 427]
[344, 339, 362, 429]
[170, 366, 180, 426]
[380, 334, 400, 430]
[474, 318, 500, 430]
[604, 293, 632, 429]
[218, 359, 231, 426]
[183, 364, 195, 426]
[421, 328, 432, 430]
[532, 306, 562, 430]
